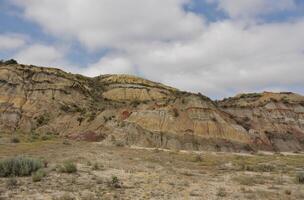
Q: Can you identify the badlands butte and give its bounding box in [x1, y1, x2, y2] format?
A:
[0, 61, 304, 152]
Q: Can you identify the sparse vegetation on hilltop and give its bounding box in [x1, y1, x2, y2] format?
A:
[0, 59, 18, 65]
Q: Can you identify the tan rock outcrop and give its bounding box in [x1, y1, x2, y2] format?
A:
[218, 92, 304, 151]
[0, 63, 303, 152]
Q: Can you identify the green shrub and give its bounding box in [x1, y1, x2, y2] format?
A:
[92, 163, 99, 170]
[3, 59, 18, 65]
[36, 114, 50, 126]
[58, 162, 77, 173]
[241, 164, 275, 172]
[239, 93, 262, 99]
[41, 135, 52, 141]
[64, 162, 77, 173]
[296, 172, 304, 184]
[32, 169, 46, 182]
[109, 176, 122, 188]
[60, 104, 71, 112]
[62, 140, 71, 145]
[0, 156, 43, 177]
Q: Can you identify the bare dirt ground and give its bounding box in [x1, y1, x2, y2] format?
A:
[0, 134, 304, 200]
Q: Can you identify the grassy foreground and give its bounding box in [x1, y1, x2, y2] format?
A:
[0, 134, 303, 200]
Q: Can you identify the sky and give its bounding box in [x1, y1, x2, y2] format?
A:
[0, 0, 304, 99]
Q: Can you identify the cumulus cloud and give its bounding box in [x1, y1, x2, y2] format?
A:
[10, 0, 304, 98]
[13, 0, 204, 50]
[212, 0, 296, 18]
[0, 34, 26, 51]
[14, 44, 69, 68]
[86, 19, 304, 98]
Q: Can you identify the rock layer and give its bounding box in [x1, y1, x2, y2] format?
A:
[218, 92, 304, 151]
[0, 63, 303, 152]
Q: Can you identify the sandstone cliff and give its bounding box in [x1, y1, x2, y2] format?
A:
[0, 62, 303, 152]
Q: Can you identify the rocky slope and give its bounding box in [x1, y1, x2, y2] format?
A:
[0, 62, 303, 152]
[218, 92, 304, 151]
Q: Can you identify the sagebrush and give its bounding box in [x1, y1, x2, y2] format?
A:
[0, 156, 43, 177]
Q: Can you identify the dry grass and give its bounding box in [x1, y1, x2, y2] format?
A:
[0, 135, 304, 199]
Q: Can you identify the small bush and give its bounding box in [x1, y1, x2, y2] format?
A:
[296, 172, 304, 184]
[130, 100, 140, 107]
[42, 159, 48, 168]
[36, 114, 50, 126]
[41, 135, 51, 141]
[115, 140, 125, 147]
[87, 112, 96, 122]
[0, 156, 43, 177]
[3, 59, 18, 65]
[32, 169, 46, 182]
[239, 93, 262, 99]
[92, 163, 99, 170]
[10, 137, 20, 143]
[58, 162, 77, 173]
[192, 155, 203, 162]
[217, 187, 227, 197]
[233, 175, 266, 186]
[77, 116, 84, 125]
[285, 190, 291, 195]
[63, 140, 71, 145]
[28, 132, 40, 142]
[109, 176, 122, 188]
[60, 104, 71, 112]
[6, 177, 18, 189]
[172, 108, 179, 117]
[241, 164, 275, 172]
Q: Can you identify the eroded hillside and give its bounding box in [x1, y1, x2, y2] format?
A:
[218, 92, 304, 151]
[0, 62, 303, 152]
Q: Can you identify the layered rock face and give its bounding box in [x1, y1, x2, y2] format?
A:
[0, 63, 303, 152]
[218, 92, 304, 151]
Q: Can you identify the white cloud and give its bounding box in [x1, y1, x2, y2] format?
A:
[86, 19, 304, 98]
[0, 34, 26, 51]
[14, 44, 68, 67]
[13, 0, 204, 50]
[83, 55, 135, 77]
[213, 0, 296, 18]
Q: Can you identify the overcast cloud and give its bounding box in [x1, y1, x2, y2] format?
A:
[1, 0, 303, 98]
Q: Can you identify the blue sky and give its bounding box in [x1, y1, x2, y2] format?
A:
[1, 0, 304, 99]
